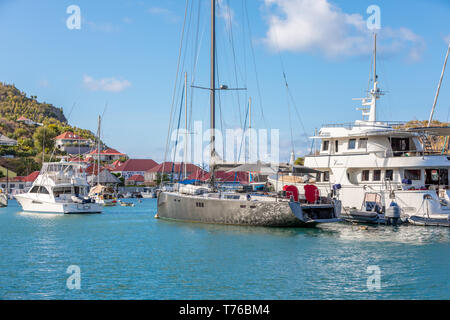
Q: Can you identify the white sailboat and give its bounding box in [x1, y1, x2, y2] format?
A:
[157, 0, 341, 227]
[270, 35, 450, 227]
[15, 161, 102, 214]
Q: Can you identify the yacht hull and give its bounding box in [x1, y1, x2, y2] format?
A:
[15, 194, 102, 214]
[157, 192, 340, 227]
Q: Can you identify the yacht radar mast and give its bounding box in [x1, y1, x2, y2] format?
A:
[355, 33, 384, 123]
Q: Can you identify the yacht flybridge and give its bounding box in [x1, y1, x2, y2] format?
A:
[270, 35, 450, 227]
[15, 161, 102, 214]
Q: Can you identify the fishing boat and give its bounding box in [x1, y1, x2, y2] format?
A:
[270, 36, 450, 227]
[14, 161, 102, 214]
[157, 0, 341, 227]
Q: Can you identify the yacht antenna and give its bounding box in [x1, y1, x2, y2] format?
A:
[184, 72, 188, 180]
[248, 97, 252, 163]
[356, 33, 383, 122]
[368, 33, 379, 123]
[427, 42, 450, 127]
[97, 115, 102, 186]
[210, 0, 216, 186]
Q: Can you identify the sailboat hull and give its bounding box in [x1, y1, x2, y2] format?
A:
[157, 192, 340, 227]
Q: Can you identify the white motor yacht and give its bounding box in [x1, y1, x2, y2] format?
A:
[15, 161, 102, 214]
[270, 35, 450, 227]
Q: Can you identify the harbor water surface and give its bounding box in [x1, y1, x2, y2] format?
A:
[0, 199, 448, 299]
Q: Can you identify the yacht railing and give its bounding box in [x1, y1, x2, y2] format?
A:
[322, 121, 406, 129]
[382, 149, 448, 158]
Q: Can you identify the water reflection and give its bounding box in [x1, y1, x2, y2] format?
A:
[320, 223, 450, 245]
[17, 211, 64, 219]
[157, 219, 449, 244]
[158, 219, 342, 238]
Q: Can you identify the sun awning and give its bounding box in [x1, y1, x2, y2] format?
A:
[225, 162, 279, 175]
[404, 126, 450, 136]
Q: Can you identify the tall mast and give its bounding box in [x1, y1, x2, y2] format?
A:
[368, 33, 378, 123]
[210, 0, 216, 182]
[97, 115, 101, 186]
[184, 71, 188, 179]
[428, 42, 450, 127]
[248, 97, 252, 163]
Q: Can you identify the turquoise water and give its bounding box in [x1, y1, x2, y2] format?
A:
[0, 199, 448, 300]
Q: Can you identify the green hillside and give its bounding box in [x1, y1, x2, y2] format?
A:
[0, 82, 98, 175]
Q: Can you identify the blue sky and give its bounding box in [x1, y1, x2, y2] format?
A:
[0, 0, 449, 163]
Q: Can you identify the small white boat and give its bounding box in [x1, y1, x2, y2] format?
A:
[0, 191, 7, 207]
[141, 187, 157, 198]
[118, 200, 135, 207]
[14, 161, 102, 214]
[341, 192, 408, 225]
[89, 184, 117, 206]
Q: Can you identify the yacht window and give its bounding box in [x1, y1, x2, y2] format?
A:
[323, 171, 330, 182]
[30, 186, 49, 194]
[390, 137, 410, 156]
[362, 170, 370, 181]
[385, 170, 393, 181]
[373, 170, 381, 181]
[404, 169, 421, 181]
[316, 172, 321, 182]
[322, 141, 329, 151]
[335, 140, 339, 153]
[348, 139, 356, 150]
[359, 138, 368, 149]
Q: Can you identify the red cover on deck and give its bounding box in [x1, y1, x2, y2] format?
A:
[283, 185, 299, 202]
[304, 184, 319, 204]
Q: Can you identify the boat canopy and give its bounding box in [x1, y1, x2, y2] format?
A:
[404, 126, 450, 136]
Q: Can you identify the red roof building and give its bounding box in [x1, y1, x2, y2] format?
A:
[145, 162, 205, 182]
[86, 148, 127, 162]
[54, 132, 92, 154]
[126, 174, 145, 186]
[54, 131, 88, 141]
[22, 171, 40, 183]
[16, 116, 41, 126]
[112, 159, 158, 180]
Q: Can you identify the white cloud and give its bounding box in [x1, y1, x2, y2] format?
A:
[148, 7, 178, 23]
[444, 34, 450, 45]
[217, 0, 235, 30]
[38, 79, 49, 88]
[83, 75, 131, 92]
[84, 19, 117, 33]
[263, 0, 425, 61]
